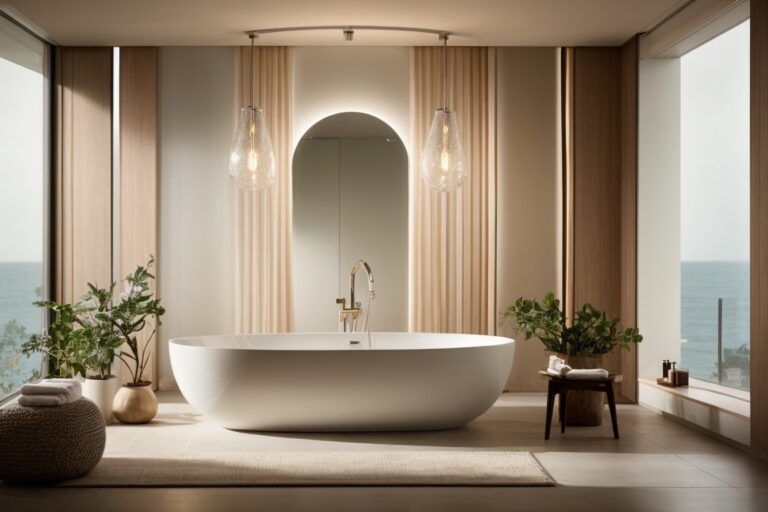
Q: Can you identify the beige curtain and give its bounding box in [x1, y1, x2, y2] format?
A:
[410, 47, 496, 334]
[233, 47, 293, 333]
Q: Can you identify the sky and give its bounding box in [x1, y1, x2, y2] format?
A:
[0, 56, 44, 263]
[681, 20, 750, 262]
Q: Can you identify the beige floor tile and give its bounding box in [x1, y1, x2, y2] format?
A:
[535, 452, 729, 487]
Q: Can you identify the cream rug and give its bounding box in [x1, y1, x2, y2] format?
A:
[59, 451, 554, 487]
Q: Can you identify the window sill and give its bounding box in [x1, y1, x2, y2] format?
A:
[638, 378, 749, 420]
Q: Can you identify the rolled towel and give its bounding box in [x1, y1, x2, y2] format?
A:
[565, 368, 610, 380]
[547, 355, 572, 377]
[18, 394, 67, 407]
[20, 378, 82, 402]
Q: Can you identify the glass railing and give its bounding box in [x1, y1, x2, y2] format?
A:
[681, 296, 750, 391]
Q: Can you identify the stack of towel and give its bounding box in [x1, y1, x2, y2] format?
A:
[547, 355, 609, 380]
[18, 379, 82, 407]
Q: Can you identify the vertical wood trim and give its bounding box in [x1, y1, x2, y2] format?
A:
[119, 47, 158, 386]
[620, 36, 639, 402]
[751, 0, 768, 457]
[54, 47, 112, 304]
[562, 48, 575, 323]
[570, 46, 642, 402]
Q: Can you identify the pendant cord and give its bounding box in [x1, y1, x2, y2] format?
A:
[442, 33, 448, 110]
[249, 34, 255, 108]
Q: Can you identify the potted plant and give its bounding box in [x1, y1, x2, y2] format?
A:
[502, 292, 641, 426]
[111, 258, 165, 424]
[79, 283, 123, 424]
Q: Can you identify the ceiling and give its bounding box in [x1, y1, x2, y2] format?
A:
[1, 0, 689, 47]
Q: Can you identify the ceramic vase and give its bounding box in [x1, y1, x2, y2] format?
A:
[112, 382, 158, 424]
[83, 375, 120, 425]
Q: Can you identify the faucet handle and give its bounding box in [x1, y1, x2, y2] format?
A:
[354, 301, 361, 309]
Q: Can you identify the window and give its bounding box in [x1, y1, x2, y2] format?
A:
[680, 21, 750, 391]
[0, 15, 50, 401]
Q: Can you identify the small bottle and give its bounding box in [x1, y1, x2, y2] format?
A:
[662, 360, 671, 379]
[669, 362, 677, 386]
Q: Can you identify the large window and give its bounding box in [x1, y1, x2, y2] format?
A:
[680, 21, 750, 391]
[0, 15, 50, 401]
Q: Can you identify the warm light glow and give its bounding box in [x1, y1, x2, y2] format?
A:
[247, 149, 259, 171]
[228, 106, 275, 190]
[440, 149, 451, 172]
[421, 108, 466, 192]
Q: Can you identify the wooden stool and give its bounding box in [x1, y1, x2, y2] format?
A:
[539, 370, 620, 440]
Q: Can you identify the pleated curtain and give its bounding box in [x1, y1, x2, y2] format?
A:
[410, 47, 497, 334]
[233, 47, 293, 333]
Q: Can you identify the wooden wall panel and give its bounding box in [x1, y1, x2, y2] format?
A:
[751, 0, 768, 458]
[572, 47, 622, 395]
[619, 36, 639, 403]
[569, 43, 638, 402]
[55, 47, 113, 304]
[119, 47, 158, 386]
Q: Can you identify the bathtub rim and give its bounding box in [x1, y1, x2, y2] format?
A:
[169, 332, 515, 352]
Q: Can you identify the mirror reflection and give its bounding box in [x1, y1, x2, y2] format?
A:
[292, 112, 408, 332]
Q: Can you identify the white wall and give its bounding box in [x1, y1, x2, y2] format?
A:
[495, 47, 562, 391]
[291, 47, 411, 333]
[157, 47, 234, 389]
[637, 58, 681, 381]
[292, 47, 411, 155]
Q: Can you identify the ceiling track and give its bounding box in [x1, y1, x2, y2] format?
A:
[245, 25, 453, 40]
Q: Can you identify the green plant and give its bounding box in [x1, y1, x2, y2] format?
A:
[21, 302, 89, 378]
[20, 258, 164, 383]
[112, 257, 165, 386]
[501, 292, 642, 356]
[79, 283, 123, 379]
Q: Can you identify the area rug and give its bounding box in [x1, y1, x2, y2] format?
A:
[58, 451, 555, 487]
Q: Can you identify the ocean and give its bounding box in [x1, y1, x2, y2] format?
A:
[0, 261, 44, 396]
[681, 261, 750, 390]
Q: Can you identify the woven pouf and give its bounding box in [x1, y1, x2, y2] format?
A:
[0, 398, 106, 483]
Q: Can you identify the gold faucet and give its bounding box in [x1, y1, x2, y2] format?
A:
[336, 260, 375, 332]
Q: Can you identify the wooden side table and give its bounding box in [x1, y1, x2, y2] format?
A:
[538, 370, 620, 440]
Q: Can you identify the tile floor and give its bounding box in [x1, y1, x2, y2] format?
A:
[1, 392, 767, 511]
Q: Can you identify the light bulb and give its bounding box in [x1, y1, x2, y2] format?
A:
[421, 108, 466, 192]
[440, 149, 451, 172]
[228, 107, 275, 190]
[247, 150, 259, 171]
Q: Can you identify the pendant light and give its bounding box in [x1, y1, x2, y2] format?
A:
[229, 34, 276, 190]
[421, 33, 466, 193]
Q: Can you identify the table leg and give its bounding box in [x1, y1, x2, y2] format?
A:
[606, 381, 619, 439]
[560, 390, 567, 434]
[545, 380, 555, 440]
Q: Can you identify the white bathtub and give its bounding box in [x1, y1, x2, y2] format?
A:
[169, 332, 514, 431]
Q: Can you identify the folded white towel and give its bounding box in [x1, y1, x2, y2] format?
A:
[18, 394, 68, 407]
[20, 378, 82, 402]
[565, 368, 610, 380]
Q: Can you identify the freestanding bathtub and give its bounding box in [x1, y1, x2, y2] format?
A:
[169, 332, 514, 431]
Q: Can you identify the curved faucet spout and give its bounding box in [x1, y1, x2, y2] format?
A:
[337, 259, 375, 333]
[349, 259, 374, 307]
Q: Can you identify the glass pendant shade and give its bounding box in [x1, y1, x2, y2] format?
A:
[421, 108, 466, 192]
[229, 106, 276, 190]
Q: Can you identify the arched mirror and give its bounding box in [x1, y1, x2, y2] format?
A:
[293, 112, 408, 332]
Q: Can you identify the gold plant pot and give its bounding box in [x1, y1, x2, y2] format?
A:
[113, 383, 158, 424]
